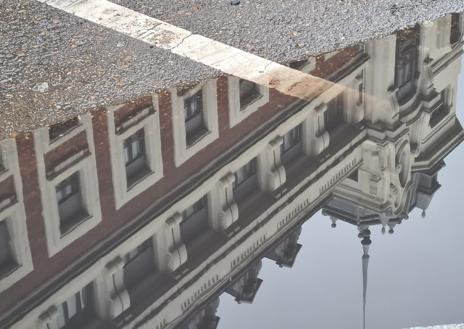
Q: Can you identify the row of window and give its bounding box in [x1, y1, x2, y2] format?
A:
[40, 22, 451, 246]
[6, 18, 463, 328]
[14, 78, 269, 261]
[34, 16, 463, 252]
[46, 195, 303, 329]
[38, 85, 348, 259]
[4, 32, 452, 287]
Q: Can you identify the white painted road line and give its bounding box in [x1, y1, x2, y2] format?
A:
[37, 0, 344, 100]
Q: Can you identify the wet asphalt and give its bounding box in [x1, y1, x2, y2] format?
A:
[1, 0, 463, 138]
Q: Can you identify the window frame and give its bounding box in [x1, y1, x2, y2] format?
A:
[170, 80, 219, 167]
[106, 97, 164, 210]
[0, 139, 33, 294]
[55, 283, 95, 329]
[281, 125, 303, 155]
[0, 220, 17, 276]
[123, 128, 146, 166]
[232, 158, 259, 201]
[41, 164, 102, 256]
[228, 77, 269, 128]
[48, 117, 81, 144]
[183, 88, 209, 146]
[395, 28, 420, 104]
[34, 116, 102, 257]
[55, 171, 90, 235]
[180, 195, 210, 246]
[450, 13, 462, 45]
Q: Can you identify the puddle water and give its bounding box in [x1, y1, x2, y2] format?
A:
[1, 13, 464, 329]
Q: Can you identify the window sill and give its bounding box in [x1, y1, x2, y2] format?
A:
[127, 168, 154, 191]
[60, 213, 92, 237]
[0, 262, 20, 280]
[240, 95, 263, 112]
[186, 128, 211, 148]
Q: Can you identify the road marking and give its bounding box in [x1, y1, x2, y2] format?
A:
[37, 0, 345, 100]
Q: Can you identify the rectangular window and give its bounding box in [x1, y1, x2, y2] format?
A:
[183, 197, 206, 219]
[126, 239, 153, 264]
[325, 94, 344, 132]
[56, 172, 88, 234]
[395, 28, 419, 102]
[282, 125, 302, 154]
[184, 89, 207, 145]
[123, 129, 150, 187]
[49, 117, 80, 142]
[239, 79, 261, 110]
[180, 196, 209, 245]
[233, 159, 258, 201]
[124, 238, 156, 289]
[429, 89, 450, 127]
[451, 13, 461, 45]
[56, 284, 94, 329]
[0, 220, 17, 277]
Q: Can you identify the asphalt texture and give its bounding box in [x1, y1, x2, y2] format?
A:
[1, 0, 464, 139]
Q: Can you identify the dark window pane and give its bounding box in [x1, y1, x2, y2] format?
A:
[451, 13, 462, 45]
[49, 117, 80, 141]
[281, 125, 302, 154]
[281, 125, 303, 164]
[233, 159, 259, 201]
[56, 172, 87, 234]
[123, 129, 150, 187]
[429, 89, 450, 127]
[325, 94, 344, 132]
[0, 149, 4, 172]
[395, 28, 419, 102]
[239, 79, 261, 110]
[0, 220, 17, 276]
[184, 89, 207, 145]
[124, 239, 156, 289]
[181, 196, 209, 245]
[57, 283, 94, 329]
[56, 172, 80, 204]
[123, 129, 146, 166]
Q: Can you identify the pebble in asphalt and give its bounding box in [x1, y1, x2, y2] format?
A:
[1, 0, 464, 139]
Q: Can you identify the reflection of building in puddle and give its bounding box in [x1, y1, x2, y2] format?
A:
[0, 13, 462, 329]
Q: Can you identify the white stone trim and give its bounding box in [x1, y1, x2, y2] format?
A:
[170, 80, 219, 167]
[0, 139, 33, 294]
[257, 136, 286, 192]
[13, 56, 366, 328]
[34, 116, 87, 153]
[8, 75, 391, 329]
[106, 97, 164, 210]
[34, 115, 102, 257]
[228, 76, 270, 127]
[38, 0, 339, 102]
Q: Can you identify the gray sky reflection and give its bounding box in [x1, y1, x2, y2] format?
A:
[216, 58, 464, 329]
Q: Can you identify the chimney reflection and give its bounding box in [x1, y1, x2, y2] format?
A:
[0, 13, 463, 329]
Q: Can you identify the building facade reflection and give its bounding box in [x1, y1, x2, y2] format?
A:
[0, 13, 462, 329]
